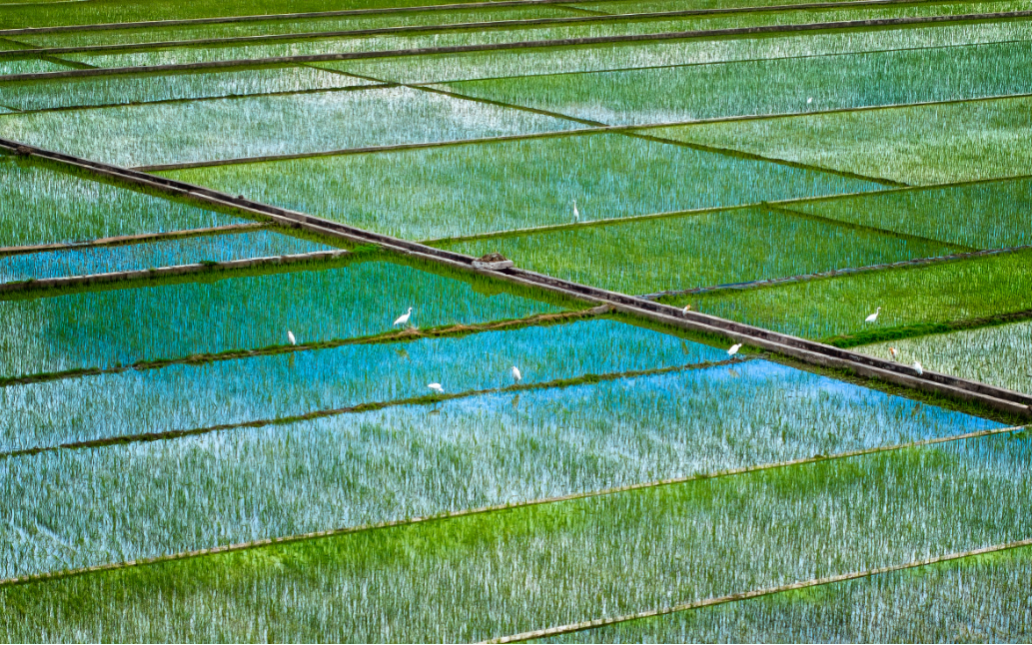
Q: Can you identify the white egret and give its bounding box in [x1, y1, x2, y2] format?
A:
[914, 361, 924, 375]
[393, 307, 413, 327]
[428, 383, 444, 394]
[683, 305, 691, 314]
[511, 366, 522, 383]
[865, 307, 881, 323]
[728, 343, 742, 357]
[287, 330, 296, 346]
[889, 347, 899, 360]
[807, 97, 813, 104]
[572, 200, 580, 222]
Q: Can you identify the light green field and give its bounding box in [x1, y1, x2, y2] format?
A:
[61, 1, 1031, 69]
[0, 65, 374, 111]
[16, 5, 580, 49]
[162, 132, 882, 240]
[440, 206, 955, 295]
[858, 320, 1032, 395]
[789, 176, 1032, 250]
[540, 545, 1032, 642]
[680, 250, 1032, 341]
[651, 94, 1032, 185]
[1, 432, 1025, 641]
[324, 20, 1032, 84]
[0, 258, 562, 379]
[5, 359, 992, 579]
[2, 1, 1030, 640]
[0, 0, 505, 29]
[0, 86, 581, 166]
[435, 40, 1032, 125]
[0, 158, 246, 247]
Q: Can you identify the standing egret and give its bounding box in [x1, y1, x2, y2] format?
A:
[428, 383, 444, 394]
[865, 307, 881, 323]
[889, 347, 899, 361]
[914, 361, 924, 375]
[287, 330, 296, 346]
[393, 307, 413, 327]
[807, 97, 813, 104]
[728, 343, 742, 357]
[511, 366, 522, 383]
[683, 305, 691, 314]
[572, 200, 580, 222]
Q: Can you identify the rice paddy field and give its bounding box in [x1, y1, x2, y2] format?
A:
[2, 0, 1031, 641]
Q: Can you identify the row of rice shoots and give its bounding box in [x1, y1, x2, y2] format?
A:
[0, 228, 331, 285]
[858, 320, 1032, 395]
[539, 544, 1032, 642]
[163, 132, 882, 241]
[0, 0, 500, 30]
[0, 318, 724, 452]
[321, 20, 1032, 84]
[650, 94, 1032, 185]
[0, 359, 999, 578]
[1, 431, 1027, 641]
[678, 249, 1032, 341]
[439, 206, 954, 296]
[790, 176, 1032, 250]
[1, 65, 373, 111]
[59, 1, 1030, 69]
[584, 0, 872, 13]
[0, 86, 581, 167]
[17, 5, 581, 50]
[0, 158, 245, 247]
[0, 58, 76, 76]
[436, 39, 1032, 125]
[0, 258, 561, 379]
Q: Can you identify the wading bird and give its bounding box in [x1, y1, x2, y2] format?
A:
[865, 307, 881, 323]
[572, 200, 580, 222]
[287, 330, 296, 346]
[428, 383, 444, 394]
[511, 366, 522, 383]
[728, 343, 742, 357]
[889, 347, 899, 360]
[914, 361, 924, 375]
[683, 305, 691, 314]
[393, 307, 413, 327]
[807, 97, 813, 104]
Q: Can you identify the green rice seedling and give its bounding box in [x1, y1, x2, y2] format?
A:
[436, 40, 1032, 125]
[678, 249, 1032, 341]
[439, 206, 954, 295]
[163, 132, 881, 241]
[18, 6, 581, 49]
[790, 176, 1032, 250]
[0, 228, 332, 284]
[858, 320, 1032, 395]
[327, 21, 1032, 84]
[540, 545, 1032, 642]
[0, 86, 581, 167]
[649, 94, 1032, 185]
[1, 431, 1027, 641]
[59, 1, 1031, 69]
[0, 65, 374, 111]
[0, 317, 726, 452]
[0, 158, 246, 247]
[0, 258, 562, 379]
